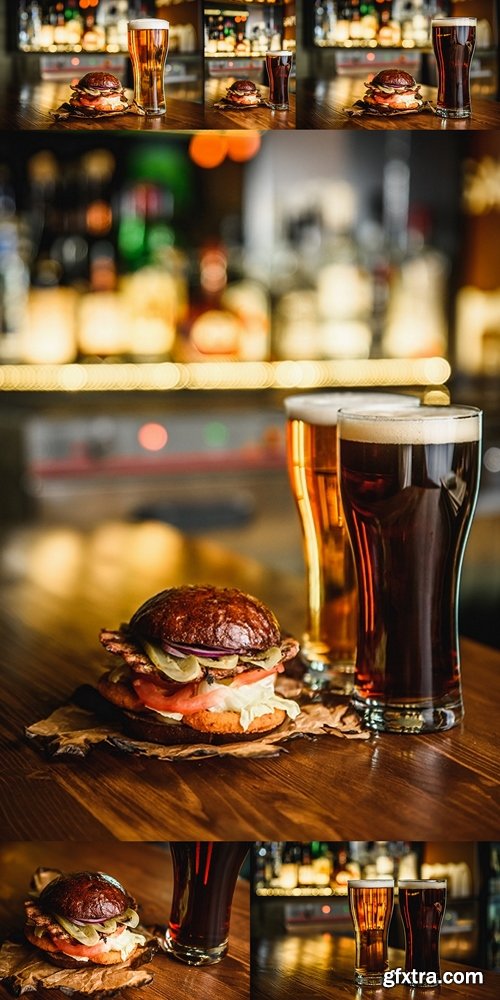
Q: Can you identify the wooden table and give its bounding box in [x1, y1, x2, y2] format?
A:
[252, 933, 498, 999]
[204, 79, 295, 130]
[0, 842, 249, 1000]
[0, 82, 294, 131]
[1, 522, 499, 841]
[298, 78, 500, 129]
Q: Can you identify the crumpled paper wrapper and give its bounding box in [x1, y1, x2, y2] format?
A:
[49, 104, 132, 121]
[0, 941, 156, 996]
[212, 98, 269, 111]
[25, 680, 369, 761]
[345, 99, 436, 117]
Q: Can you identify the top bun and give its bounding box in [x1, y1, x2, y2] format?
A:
[129, 585, 281, 652]
[39, 872, 132, 922]
[228, 80, 258, 94]
[77, 72, 122, 91]
[371, 69, 416, 89]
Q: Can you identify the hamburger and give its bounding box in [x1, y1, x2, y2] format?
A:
[24, 871, 152, 968]
[98, 585, 300, 743]
[69, 72, 129, 115]
[362, 69, 423, 112]
[224, 80, 261, 107]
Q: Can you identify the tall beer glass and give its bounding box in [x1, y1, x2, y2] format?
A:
[338, 405, 482, 732]
[432, 18, 476, 119]
[128, 18, 169, 116]
[165, 842, 250, 965]
[348, 879, 394, 986]
[399, 880, 447, 979]
[285, 392, 420, 694]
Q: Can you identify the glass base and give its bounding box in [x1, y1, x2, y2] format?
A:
[300, 653, 354, 696]
[269, 102, 289, 110]
[354, 971, 384, 986]
[164, 930, 227, 965]
[436, 107, 471, 119]
[351, 692, 464, 733]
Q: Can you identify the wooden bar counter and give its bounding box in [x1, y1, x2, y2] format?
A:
[1, 522, 499, 841]
[252, 932, 498, 1000]
[0, 842, 249, 1000]
[298, 78, 500, 130]
[0, 81, 294, 131]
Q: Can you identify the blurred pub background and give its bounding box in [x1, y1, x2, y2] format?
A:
[0, 130, 499, 646]
[251, 842, 500, 970]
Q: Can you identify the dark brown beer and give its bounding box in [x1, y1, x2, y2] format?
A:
[167, 842, 250, 964]
[432, 18, 476, 118]
[339, 406, 481, 732]
[349, 880, 394, 985]
[399, 881, 447, 976]
[265, 52, 293, 110]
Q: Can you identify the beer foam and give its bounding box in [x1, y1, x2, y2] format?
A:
[398, 880, 447, 888]
[128, 18, 170, 29]
[338, 406, 481, 445]
[348, 879, 394, 888]
[284, 392, 419, 426]
[431, 17, 476, 25]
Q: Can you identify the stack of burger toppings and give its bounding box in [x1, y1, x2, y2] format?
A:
[24, 872, 150, 968]
[68, 72, 129, 115]
[99, 584, 300, 743]
[223, 80, 261, 107]
[362, 69, 423, 112]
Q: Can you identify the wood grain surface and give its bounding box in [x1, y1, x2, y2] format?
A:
[298, 78, 500, 130]
[0, 842, 249, 1000]
[0, 81, 294, 131]
[1, 522, 499, 841]
[252, 933, 498, 999]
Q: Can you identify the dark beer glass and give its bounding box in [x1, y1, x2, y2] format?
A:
[338, 406, 482, 733]
[166, 842, 250, 964]
[265, 52, 293, 110]
[348, 879, 394, 986]
[399, 880, 447, 978]
[128, 18, 169, 116]
[432, 18, 476, 119]
[285, 392, 420, 694]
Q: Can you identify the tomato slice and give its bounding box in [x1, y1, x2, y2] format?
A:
[133, 664, 283, 715]
[50, 928, 125, 959]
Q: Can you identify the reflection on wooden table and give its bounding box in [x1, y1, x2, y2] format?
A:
[252, 933, 497, 1000]
[0, 842, 249, 1000]
[1, 521, 499, 841]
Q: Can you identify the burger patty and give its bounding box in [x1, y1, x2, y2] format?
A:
[100, 629, 298, 681]
[25, 901, 73, 944]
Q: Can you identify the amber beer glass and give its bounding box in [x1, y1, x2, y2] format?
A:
[348, 879, 394, 986]
[265, 51, 293, 110]
[432, 18, 476, 118]
[399, 880, 447, 978]
[128, 18, 169, 116]
[165, 842, 250, 965]
[338, 406, 482, 732]
[285, 392, 420, 693]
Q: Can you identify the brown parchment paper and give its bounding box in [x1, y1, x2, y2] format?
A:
[345, 99, 436, 117]
[25, 680, 369, 761]
[0, 941, 156, 996]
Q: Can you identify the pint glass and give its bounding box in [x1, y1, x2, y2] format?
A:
[399, 880, 447, 979]
[432, 18, 476, 119]
[338, 405, 482, 732]
[128, 18, 169, 116]
[265, 51, 293, 110]
[348, 879, 394, 986]
[165, 842, 250, 965]
[285, 392, 420, 693]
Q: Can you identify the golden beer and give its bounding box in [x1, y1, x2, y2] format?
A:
[348, 879, 394, 986]
[285, 392, 420, 693]
[128, 18, 169, 116]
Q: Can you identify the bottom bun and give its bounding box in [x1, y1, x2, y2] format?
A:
[122, 710, 209, 746]
[184, 707, 286, 736]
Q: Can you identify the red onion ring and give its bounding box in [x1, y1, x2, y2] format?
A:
[161, 641, 245, 659]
